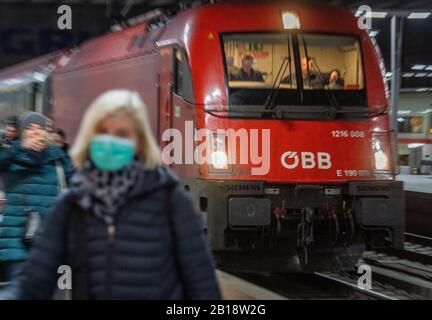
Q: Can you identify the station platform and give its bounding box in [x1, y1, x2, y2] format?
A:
[397, 175, 432, 238]
[397, 174, 432, 194]
[216, 270, 287, 300]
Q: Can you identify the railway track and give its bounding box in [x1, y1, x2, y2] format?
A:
[315, 238, 432, 300]
[220, 270, 372, 299]
[404, 233, 432, 258]
[314, 271, 417, 300]
[222, 236, 432, 300]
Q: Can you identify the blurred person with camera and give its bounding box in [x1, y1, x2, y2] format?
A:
[0, 112, 73, 283]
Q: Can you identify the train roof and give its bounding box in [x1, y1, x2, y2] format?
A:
[0, 51, 63, 89]
[0, 1, 363, 79]
[52, 1, 361, 73]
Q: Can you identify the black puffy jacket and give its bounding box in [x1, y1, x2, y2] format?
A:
[7, 165, 221, 300]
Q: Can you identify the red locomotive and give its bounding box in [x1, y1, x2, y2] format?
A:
[0, 1, 404, 270]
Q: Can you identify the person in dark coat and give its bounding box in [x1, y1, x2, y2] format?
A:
[1, 90, 221, 300]
[0, 117, 19, 148]
[0, 112, 73, 282]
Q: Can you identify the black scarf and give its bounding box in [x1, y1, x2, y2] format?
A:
[70, 159, 141, 225]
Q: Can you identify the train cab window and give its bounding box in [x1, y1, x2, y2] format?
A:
[174, 48, 194, 103]
[299, 34, 366, 107]
[222, 33, 367, 111]
[224, 34, 297, 88]
[299, 34, 364, 91]
[223, 33, 298, 106]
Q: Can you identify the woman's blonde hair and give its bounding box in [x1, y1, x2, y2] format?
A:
[70, 89, 162, 169]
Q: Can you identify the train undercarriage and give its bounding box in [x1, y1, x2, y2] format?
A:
[184, 178, 405, 272]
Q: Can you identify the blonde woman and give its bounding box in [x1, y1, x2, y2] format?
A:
[1, 90, 221, 300]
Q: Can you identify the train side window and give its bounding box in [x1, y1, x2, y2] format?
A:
[429, 114, 432, 135]
[174, 48, 194, 103]
[398, 116, 424, 134]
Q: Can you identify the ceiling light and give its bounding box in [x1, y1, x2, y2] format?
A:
[425, 65, 432, 71]
[369, 30, 379, 37]
[355, 11, 387, 18]
[420, 108, 432, 114]
[415, 73, 428, 77]
[403, 73, 414, 77]
[412, 64, 426, 70]
[397, 110, 412, 115]
[407, 12, 431, 19]
[369, 12, 387, 18]
[408, 143, 425, 149]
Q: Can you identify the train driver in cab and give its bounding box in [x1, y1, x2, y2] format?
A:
[229, 54, 264, 82]
[281, 57, 328, 89]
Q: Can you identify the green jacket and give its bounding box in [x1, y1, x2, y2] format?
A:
[0, 141, 73, 261]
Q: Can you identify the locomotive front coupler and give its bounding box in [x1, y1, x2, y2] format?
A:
[296, 206, 315, 265]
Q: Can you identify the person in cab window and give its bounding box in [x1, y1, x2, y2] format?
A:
[0, 90, 221, 300]
[230, 54, 264, 82]
[281, 57, 326, 88]
[328, 69, 345, 90]
[300, 57, 327, 89]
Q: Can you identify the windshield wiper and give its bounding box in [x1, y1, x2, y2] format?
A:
[264, 56, 288, 111]
[300, 35, 339, 115]
[265, 36, 294, 111]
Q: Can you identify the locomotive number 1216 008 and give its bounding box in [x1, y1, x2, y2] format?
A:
[331, 130, 365, 138]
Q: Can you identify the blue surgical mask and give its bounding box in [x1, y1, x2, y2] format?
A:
[90, 135, 136, 171]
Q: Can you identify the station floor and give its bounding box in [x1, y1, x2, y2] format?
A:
[397, 174, 432, 194]
[216, 270, 287, 300]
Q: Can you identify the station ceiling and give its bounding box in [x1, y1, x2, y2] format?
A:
[0, 0, 431, 11]
[0, 0, 431, 91]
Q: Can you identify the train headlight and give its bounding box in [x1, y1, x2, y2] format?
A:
[211, 150, 229, 170]
[372, 135, 391, 172]
[281, 12, 301, 29]
[374, 149, 388, 170]
[209, 133, 230, 171]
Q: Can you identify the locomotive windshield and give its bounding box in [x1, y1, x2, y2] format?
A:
[222, 33, 367, 119]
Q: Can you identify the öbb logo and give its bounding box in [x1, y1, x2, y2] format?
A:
[281, 151, 332, 169]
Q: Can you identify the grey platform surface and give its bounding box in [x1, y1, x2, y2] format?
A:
[216, 270, 287, 300]
[397, 174, 432, 194]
